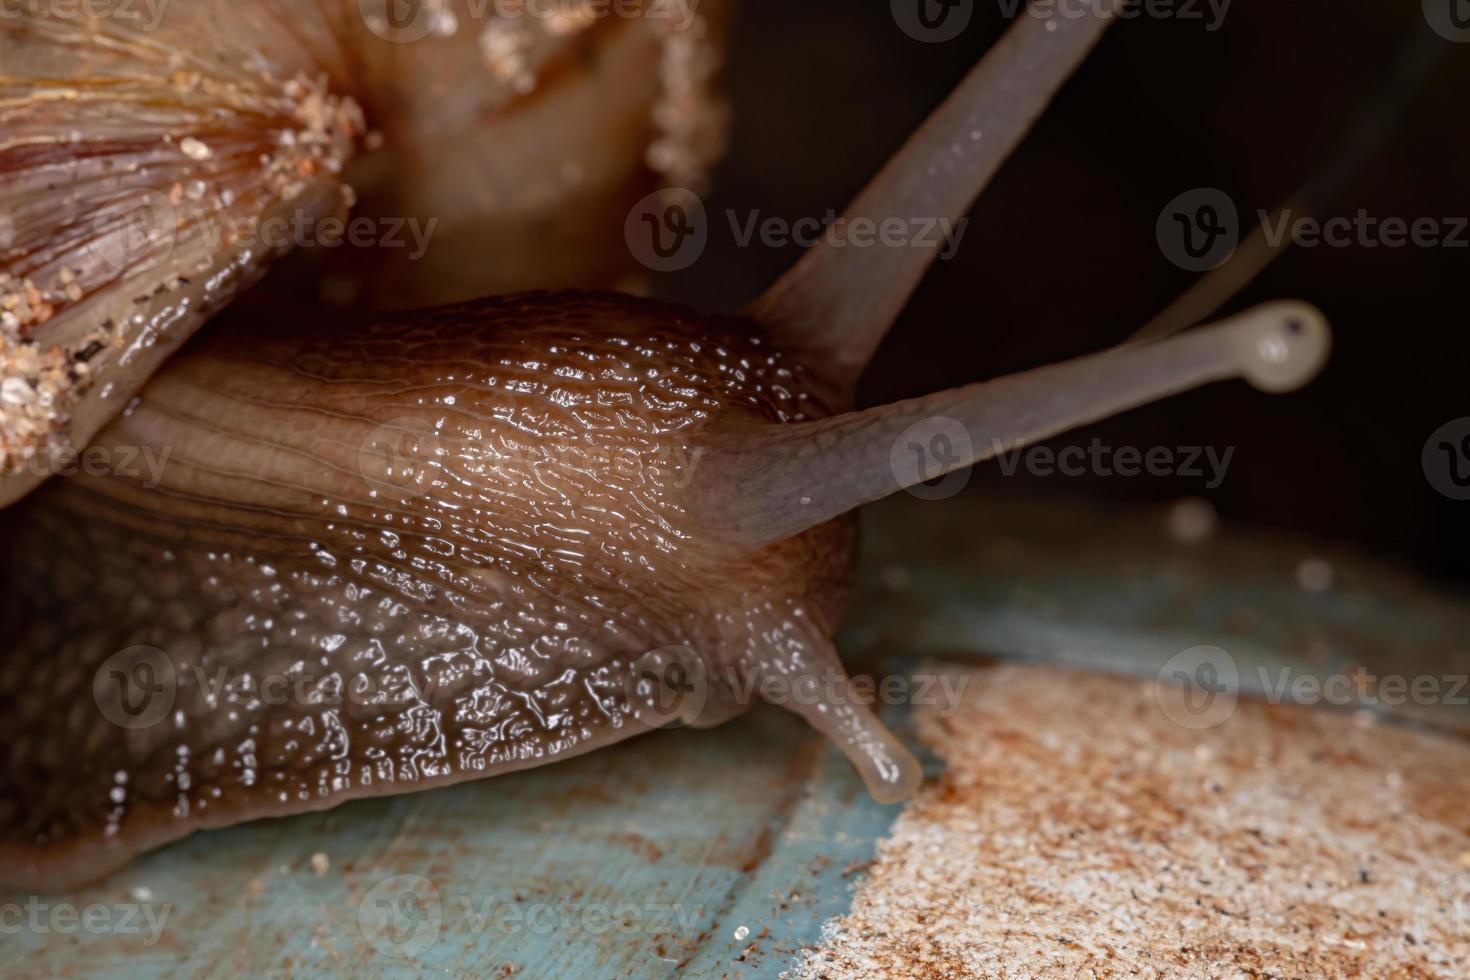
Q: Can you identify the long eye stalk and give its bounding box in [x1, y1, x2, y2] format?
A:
[723, 2, 1335, 552]
[751, 1, 1123, 394]
[691, 302, 1330, 549]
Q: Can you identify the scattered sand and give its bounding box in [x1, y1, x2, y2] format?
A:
[790, 664, 1470, 979]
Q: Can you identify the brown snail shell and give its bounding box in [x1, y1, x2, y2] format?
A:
[0, 0, 728, 506]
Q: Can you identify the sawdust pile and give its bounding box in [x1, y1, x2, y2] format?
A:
[790, 664, 1470, 979]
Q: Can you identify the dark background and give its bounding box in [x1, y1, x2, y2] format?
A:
[661, 0, 1470, 583]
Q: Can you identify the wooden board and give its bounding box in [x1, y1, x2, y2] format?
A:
[5, 491, 1468, 977]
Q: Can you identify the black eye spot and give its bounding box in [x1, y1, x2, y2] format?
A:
[1285, 318, 1304, 335]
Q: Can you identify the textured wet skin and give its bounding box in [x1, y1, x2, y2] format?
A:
[0, 292, 881, 890]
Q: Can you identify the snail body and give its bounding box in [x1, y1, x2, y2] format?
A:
[1, 4, 1332, 889]
[2, 291, 885, 889]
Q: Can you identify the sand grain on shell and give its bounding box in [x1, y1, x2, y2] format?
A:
[789, 664, 1470, 979]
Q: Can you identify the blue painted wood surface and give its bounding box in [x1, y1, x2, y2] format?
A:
[5, 491, 1467, 977]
